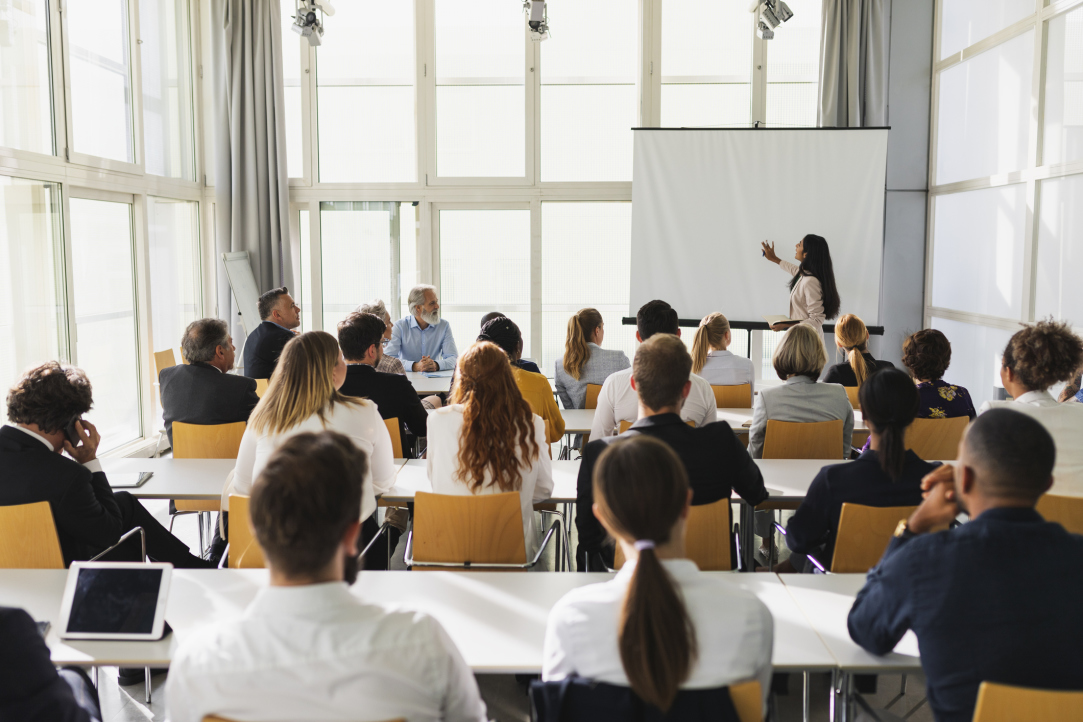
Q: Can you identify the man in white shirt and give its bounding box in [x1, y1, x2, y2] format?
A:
[166, 431, 488, 722]
[590, 300, 717, 439]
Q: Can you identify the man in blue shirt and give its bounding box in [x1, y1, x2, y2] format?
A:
[385, 284, 458, 371]
[848, 409, 1083, 722]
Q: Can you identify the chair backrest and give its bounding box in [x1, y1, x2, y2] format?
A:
[905, 416, 968, 460]
[762, 419, 844, 459]
[254, 378, 269, 397]
[618, 419, 633, 434]
[0, 502, 65, 569]
[613, 498, 732, 572]
[713, 384, 752, 409]
[829, 503, 918, 573]
[153, 348, 177, 377]
[227, 495, 265, 569]
[972, 681, 1083, 722]
[584, 383, 602, 410]
[384, 417, 403, 458]
[1037, 494, 1083, 534]
[845, 386, 860, 409]
[729, 680, 763, 722]
[529, 678, 759, 722]
[172, 421, 247, 459]
[411, 491, 526, 566]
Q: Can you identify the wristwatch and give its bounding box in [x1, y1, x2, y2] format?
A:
[893, 519, 911, 538]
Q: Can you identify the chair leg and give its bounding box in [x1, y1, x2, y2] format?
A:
[144, 667, 151, 704]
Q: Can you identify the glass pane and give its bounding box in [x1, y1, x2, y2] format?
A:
[439, 209, 531, 357]
[298, 208, 312, 332]
[399, 202, 417, 322]
[929, 317, 1013, 409]
[940, 0, 1034, 59]
[281, 0, 303, 177]
[435, 0, 524, 177]
[661, 84, 751, 128]
[147, 197, 200, 355]
[541, 1, 636, 181]
[0, 0, 54, 154]
[1035, 174, 1083, 322]
[320, 202, 394, 333]
[316, 2, 415, 182]
[765, 0, 821, 128]
[936, 29, 1033, 185]
[931, 184, 1027, 319]
[1043, 7, 1083, 166]
[68, 0, 134, 163]
[0, 177, 65, 423]
[140, 0, 195, 180]
[70, 198, 141, 451]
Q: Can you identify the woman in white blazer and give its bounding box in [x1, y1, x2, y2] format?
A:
[427, 341, 554, 559]
[760, 234, 841, 346]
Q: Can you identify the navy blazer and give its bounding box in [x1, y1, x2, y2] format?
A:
[242, 321, 295, 380]
[0, 426, 124, 565]
[784, 449, 938, 568]
[339, 363, 429, 438]
[159, 362, 259, 445]
[848, 508, 1083, 722]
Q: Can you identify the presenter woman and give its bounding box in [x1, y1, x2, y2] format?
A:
[760, 234, 840, 345]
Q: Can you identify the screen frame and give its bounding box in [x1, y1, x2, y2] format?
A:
[57, 562, 173, 641]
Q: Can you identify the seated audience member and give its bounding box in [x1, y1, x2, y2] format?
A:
[576, 335, 767, 570]
[545, 436, 773, 712]
[901, 329, 976, 420]
[160, 318, 259, 445]
[822, 314, 894, 388]
[478, 316, 564, 443]
[227, 332, 397, 567]
[480, 310, 506, 328]
[427, 342, 554, 558]
[979, 319, 1083, 496]
[1058, 370, 1083, 403]
[243, 287, 300, 380]
[590, 300, 717, 439]
[690, 312, 755, 405]
[479, 311, 541, 373]
[554, 307, 631, 411]
[386, 284, 458, 372]
[848, 409, 1083, 722]
[357, 300, 406, 376]
[749, 323, 854, 459]
[782, 368, 938, 573]
[338, 311, 437, 439]
[0, 606, 103, 722]
[0, 363, 211, 568]
[167, 432, 487, 722]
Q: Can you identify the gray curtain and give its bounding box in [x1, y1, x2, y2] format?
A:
[818, 0, 889, 128]
[212, 0, 293, 338]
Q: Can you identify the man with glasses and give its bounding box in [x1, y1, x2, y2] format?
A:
[385, 285, 458, 372]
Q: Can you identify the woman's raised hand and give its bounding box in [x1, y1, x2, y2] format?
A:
[761, 240, 781, 264]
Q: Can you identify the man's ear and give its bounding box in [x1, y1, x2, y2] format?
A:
[681, 380, 692, 399]
[342, 520, 362, 557]
[635, 331, 642, 343]
[959, 465, 977, 497]
[630, 376, 637, 391]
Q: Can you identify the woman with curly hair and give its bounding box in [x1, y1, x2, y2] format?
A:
[427, 341, 554, 557]
[901, 329, 976, 420]
[980, 319, 1083, 495]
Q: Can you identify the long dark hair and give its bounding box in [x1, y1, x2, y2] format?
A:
[593, 436, 696, 712]
[788, 234, 840, 320]
[858, 368, 920, 478]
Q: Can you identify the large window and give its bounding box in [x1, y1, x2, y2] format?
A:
[140, 0, 195, 179]
[320, 201, 400, 332]
[147, 197, 201, 354]
[764, 0, 822, 127]
[281, 1, 304, 177]
[0, 0, 54, 155]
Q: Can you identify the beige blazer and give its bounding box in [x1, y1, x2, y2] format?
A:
[779, 260, 826, 344]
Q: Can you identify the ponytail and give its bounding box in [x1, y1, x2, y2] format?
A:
[563, 308, 603, 381]
[835, 314, 870, 387]
[690, 313, 731, 376]
[858, 368, 920, 478]
[848, 348, 868, 388]
[594, 436, 696, 711]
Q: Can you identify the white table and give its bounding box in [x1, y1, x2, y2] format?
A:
[383, 459, 579, 504]
[404, 371, 455, 395]
[100, 457, 234, 501]
[560, 408, 867, 436]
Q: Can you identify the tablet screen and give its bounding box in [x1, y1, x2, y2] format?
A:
[66, 567, 164, 634]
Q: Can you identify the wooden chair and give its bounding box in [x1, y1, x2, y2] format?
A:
[254, 378, 269, 397]
[762, 419, 844, 459]
[712, 383, 752, 409]
[153, 348, 177, 377]
[384, 417, 404, 458]
[845, 386, 860, 409]
[906, 416, 968, 460]
[0, 502, 65, 569]
[819, 503, 918, 573]
[225, 495, 264, 569]
[730, 680, 763, 722]
[1037, 494, 1083, 534]
[615, 497, 733, 571]
[584, 383, 602, 409]
[171, 421, 247, 552]
[972, 681, 1083, 722]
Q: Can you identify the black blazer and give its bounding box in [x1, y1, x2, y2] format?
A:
[822, 353, 895, 387]
[575, 414, 769, 557]
[242, 321, 295, 380]
[338, 364, 429, 438]
[159, 362, 260, 445]
[0, 607, 97, 722]
[0, 426, 124, 565]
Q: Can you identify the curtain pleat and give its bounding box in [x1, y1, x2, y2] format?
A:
[818, 0, 888, 128]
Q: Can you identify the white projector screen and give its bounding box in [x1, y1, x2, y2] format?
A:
[629, 129, 889, 324]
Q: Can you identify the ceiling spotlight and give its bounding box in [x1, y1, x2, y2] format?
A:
[749, 0, 793, 40]
[291, 0, 333, 47]
[760, 5, 780, 28]
[523, 1, 550, 42]
[774, 1, 794, 23]
[757, 20, 774, 40]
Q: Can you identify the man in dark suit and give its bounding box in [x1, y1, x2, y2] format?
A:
[0, 606, 102, 721]
[575, 334, 768, 570]
[848, 409, 1083, 722]
[242, 286, 300, 380]
[161, 318, 260, 445]
[0, 362, 212, 568]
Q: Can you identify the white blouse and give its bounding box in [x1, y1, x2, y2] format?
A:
[426, 405, 554, 559]
[696, 350, 756, 405]
[226, 399, 397, 521]
[779, 259, 826, 344]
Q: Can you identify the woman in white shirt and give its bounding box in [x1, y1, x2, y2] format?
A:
[979, 320, 1083, 496]
[543, 435, 772, 711]
[427, 341, 554, 558]
[690, 312, 755, 405]
[227, 331, 397, 563]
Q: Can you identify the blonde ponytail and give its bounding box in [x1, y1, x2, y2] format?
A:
[562, 308, 603, 381]
[690, 313, 731, 375]
[835, 314, 871, 387]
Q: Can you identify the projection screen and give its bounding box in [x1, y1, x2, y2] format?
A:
[629, 128, 889, 324]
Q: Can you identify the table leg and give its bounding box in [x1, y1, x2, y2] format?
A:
[739, 502, 754, 572]
[803, 671, 810, 722]
[145, 667, 152, 704]
[829, 670, 838, 722]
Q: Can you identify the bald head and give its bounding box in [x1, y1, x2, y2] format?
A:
[961, 409, 1055, 504]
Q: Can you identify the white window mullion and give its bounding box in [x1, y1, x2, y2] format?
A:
[751, 16, 767, 124]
